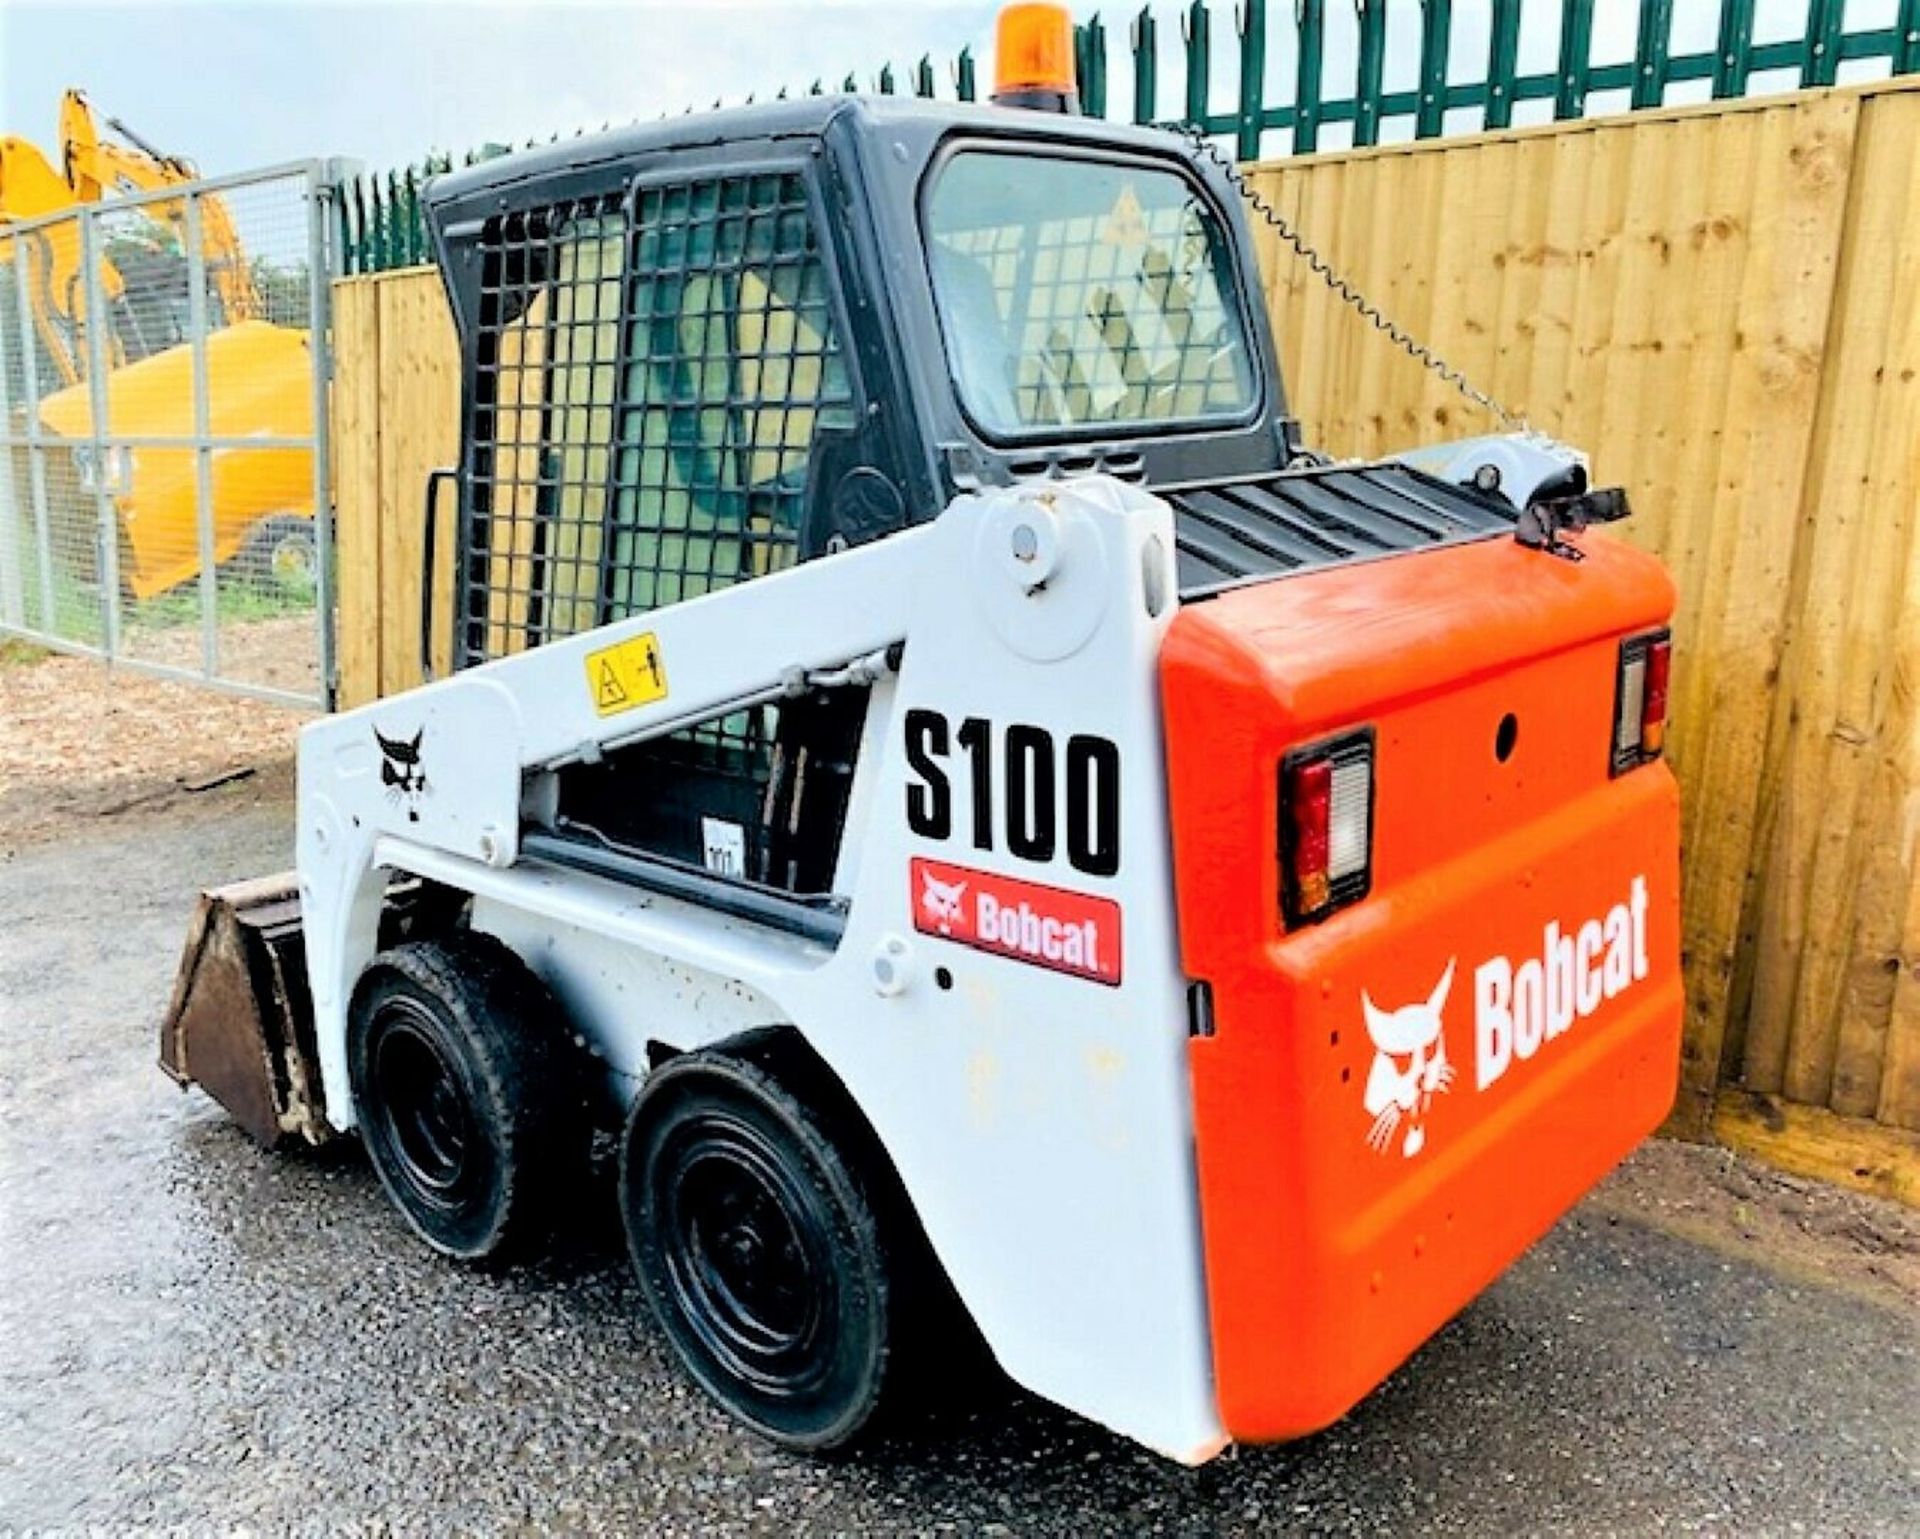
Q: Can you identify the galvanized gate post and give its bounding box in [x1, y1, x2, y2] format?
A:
[185, 192, 220, 679]
[79, 210, 121, 658]
[309, 162, 342, 710]
[11, 237, 60, 641]
[0, 265, 23, 630]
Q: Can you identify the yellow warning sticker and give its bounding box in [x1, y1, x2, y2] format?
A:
[585, 631, 669, 717]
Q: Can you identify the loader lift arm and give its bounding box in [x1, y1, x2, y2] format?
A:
[312, 517, 932, 891]
[160, 520, 933, 1148]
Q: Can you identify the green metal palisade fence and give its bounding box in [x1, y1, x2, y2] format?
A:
[340, 0, 1920, 275]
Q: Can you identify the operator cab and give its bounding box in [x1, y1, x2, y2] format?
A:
[426, 97, 1515, 652]
[421, 94, 1517, 901]
[425, 97, 1293, 670]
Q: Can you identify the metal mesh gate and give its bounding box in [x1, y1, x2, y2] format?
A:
[0, 161, 338, 707]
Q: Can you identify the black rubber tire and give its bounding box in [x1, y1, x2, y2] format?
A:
[348, 932, 583, 1261]
[620, 1050, 894, 1452]
[243, 514, 317, 594]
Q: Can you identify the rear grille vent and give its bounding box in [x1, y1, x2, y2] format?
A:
[1168, 461, 1517, 597]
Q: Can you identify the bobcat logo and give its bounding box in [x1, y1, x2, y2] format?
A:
[1362, 961, 1458, 1159]
[919, 870, 968, 935]
[374, 726, 428, 823]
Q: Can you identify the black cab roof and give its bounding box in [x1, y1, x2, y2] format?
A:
[426, 95, 1192, 210]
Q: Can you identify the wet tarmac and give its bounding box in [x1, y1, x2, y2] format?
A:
[1, 794, 1915, 1534]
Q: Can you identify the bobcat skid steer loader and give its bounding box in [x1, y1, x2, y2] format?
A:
[160, 5, 1682, 1464]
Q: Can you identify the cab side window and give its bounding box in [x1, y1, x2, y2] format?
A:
[464, 195, 625, 661]
[461, 172, 855, 662]
[578, 169, 861, 891]
[607, 171, 855, 615]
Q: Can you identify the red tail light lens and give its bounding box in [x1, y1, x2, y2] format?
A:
[1641, 636, 1671, 755]
[1611, 629, 1672, 775]
[1289, 759, 1333, 914]
[1281, 729, 1375, 928]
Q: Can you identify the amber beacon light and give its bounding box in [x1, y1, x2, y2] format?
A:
[993, 2, 1080, 113]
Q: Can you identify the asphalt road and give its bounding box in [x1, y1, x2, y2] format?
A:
[1, 792, 1915, 1535]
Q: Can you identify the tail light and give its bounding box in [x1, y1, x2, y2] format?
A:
[1611, 629, 1672, 775]
[1280, 728, 1375, 927]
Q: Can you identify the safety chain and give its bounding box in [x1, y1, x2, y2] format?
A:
[1178, 126, 1530, 434]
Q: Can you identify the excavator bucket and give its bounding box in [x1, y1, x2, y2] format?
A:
[159, 873, 333, 1150]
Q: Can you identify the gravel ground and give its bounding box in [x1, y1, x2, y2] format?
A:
[0, 638, 310, 850]
[1, 684, 1917, 1534]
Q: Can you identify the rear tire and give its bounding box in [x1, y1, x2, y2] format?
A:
[348, 933, 582, 1261]
[620, 1050, 894, 1451]
[243, 514, 317, 596]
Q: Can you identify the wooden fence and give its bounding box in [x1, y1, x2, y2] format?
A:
[330, 78, 1920, 1199]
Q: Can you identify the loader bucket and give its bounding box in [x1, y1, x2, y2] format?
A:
[159, 873, 333, 1150]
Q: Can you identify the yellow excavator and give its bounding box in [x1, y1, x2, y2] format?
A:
[0, 91, 315, 601]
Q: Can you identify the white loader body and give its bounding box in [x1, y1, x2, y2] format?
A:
[296, 477, 1227, 1462]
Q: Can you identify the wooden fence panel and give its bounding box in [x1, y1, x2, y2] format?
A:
[1738, 88, 1920, 1125]
[376, 275, 459, 694]
[326, 81, 1920, 1172]
[329, 278, 383, 710]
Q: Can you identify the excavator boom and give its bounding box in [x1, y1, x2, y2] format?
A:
[57, 90, 255, 323]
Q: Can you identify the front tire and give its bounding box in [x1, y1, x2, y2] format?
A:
[348, 933, 581, 1261]
[620, 1051, 894, 1451]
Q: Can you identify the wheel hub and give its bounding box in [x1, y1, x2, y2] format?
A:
[665, 1132, 829, 1385]
[374, 1012, 477, 1202]
[271, 536, 313, 583]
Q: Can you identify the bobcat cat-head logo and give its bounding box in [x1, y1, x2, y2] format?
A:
[374, 726, 427, 822]
[919, 870, 968, 935]
[1361, 960, 1457, 1159]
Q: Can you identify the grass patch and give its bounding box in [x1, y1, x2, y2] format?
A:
[128, 578, 314, 630]
[0, 638, 50, 667]
[5, 551, 321, 654]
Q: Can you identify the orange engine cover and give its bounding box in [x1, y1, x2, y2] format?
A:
[1161, 531, 1683, 1444]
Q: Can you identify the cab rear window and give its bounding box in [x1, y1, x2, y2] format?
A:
[923, 150, 1257, 439]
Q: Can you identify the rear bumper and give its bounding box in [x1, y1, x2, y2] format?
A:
[1188, 764, 1682, 1442]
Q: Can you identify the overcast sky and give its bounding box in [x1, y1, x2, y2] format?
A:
[1, 0, 1899, 180]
